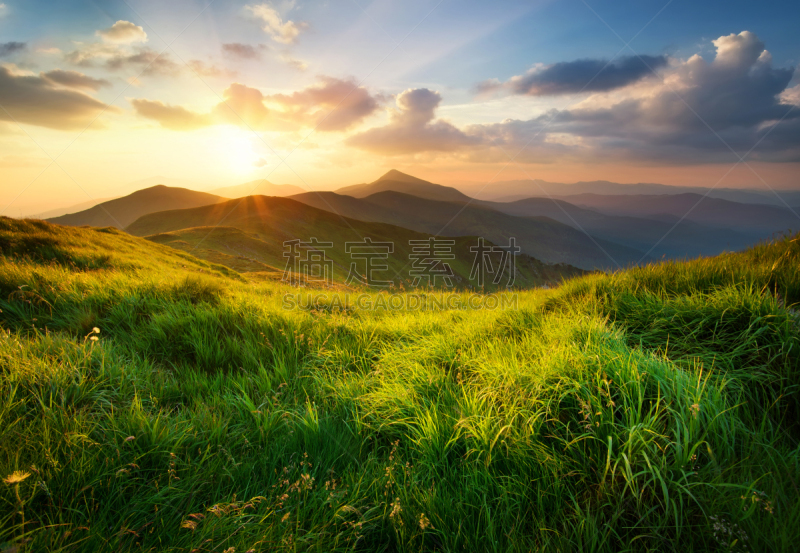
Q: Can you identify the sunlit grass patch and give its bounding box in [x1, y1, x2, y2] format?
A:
[1, 219, 799, 551]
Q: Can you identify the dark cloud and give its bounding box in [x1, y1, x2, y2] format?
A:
[346, 88, 479, 155]
[42, 69, 111, 91]
[0, 41, 25, 57]
[0, 65, 118, 130]
[131, 77, 379, 132]
[478, 55, 668, 96]
[222, 43, 267, 60]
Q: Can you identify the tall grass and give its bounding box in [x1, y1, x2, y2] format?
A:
[1, 218, 798, 551]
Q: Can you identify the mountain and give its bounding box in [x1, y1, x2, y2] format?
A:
[46, 185, 227, 230]
[336, 170, 472, 203]
[455, 179, 800, 206]
[289, 190, 647, 270]
[124, 176, 211, 194]
[127, 196, 584, 288]
[209, 180, 306, 198]
[485, 197, 755, 258]
[554, 193, 800, 236]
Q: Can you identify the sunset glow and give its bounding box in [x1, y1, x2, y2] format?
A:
[1, 0, 799, 216]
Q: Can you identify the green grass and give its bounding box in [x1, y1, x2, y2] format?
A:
[1, 217, 799, 552]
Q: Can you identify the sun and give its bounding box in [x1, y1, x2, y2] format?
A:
[211, 128, 263, 175]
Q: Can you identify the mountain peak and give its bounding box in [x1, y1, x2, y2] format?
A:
[374, 169, 430, 185]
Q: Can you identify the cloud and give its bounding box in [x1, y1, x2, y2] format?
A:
[65, 42, 179, 77]
[37, 47, 62, 55]
[0, 65, 119, 130]
[130, 76, 380, 132]
[477, 55, 669, 96]
[0, 4, 7, 17]
[129, 99, 212, 130]
[246, 3, 306, 44]
[780, 84, 800, 106]
[267, 76, 378, 131]
[355, 31, 800, 164]
[280, 53, 308, 71]
[104, 47, 180, 76]
[66, 22, 176, 79]
[519, 30, 800, 162]
[42, 69, 112, 91]
[186, 59, 236, 79]
[0, 42, 25, 57]
[346, 88, 479, 155]
[222, 43, 267, 60]
[97, 20, 148, 44]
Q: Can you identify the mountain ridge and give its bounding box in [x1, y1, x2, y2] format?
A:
[46, 185, 228, 230]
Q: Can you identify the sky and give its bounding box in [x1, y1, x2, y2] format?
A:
[1, 0, 799, 215]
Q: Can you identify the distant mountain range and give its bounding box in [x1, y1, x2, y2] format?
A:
[549, 193, 799, 235]
[455, 178, 800, 207]
[36, 169, 800, 280]
[290, 188, 645, 270]
[482, 196, 756, 259]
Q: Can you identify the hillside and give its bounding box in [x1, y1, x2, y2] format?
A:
[290, 190, 647, 270]
[336, 170, 472, 202]
[46, 185, 227, 229]
[128, 196, 583, 288]
[1, 217, 798, 551]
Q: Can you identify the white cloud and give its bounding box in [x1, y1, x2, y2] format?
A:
[97, 20, 148, 44]
[246, 3, 306, 44]
[780, 84, 800, 106]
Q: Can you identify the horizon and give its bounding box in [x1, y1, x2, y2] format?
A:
[1, 0, 800, 216]
[16, 167, 800, 219]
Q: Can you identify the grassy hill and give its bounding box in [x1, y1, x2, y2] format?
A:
[336, 170, 472, 203]
[46, 185, 227, 230]
[291, 190, 647, 270]
[1, 217, 799, 551]
[128, 196, 582, 289]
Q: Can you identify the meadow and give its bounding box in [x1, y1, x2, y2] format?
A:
[1, 216, 799, 552]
